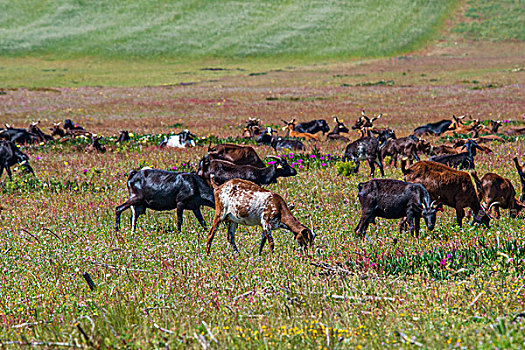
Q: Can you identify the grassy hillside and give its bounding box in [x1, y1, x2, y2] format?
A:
[0, 0, 457, 59]
[453, 0, 525, 41]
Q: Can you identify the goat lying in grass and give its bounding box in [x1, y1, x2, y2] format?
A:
[206, 178, 314, 255]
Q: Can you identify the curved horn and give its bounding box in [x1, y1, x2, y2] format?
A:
[265, 155, 281, 160]
[488, 202, 501, 211]
[430, 200, 437, 208]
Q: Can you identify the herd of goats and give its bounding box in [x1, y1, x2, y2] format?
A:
[2, 111, 525, 254]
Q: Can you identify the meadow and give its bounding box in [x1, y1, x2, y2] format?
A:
[1, 0, 525, 348]
[1, 38, 525, 348]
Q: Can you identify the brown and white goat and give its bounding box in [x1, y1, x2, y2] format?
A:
[351, 110, 382, 130]
[282, 120, 320, 141]
[206, 178, 314, 255]
[471, 171, 525, 218]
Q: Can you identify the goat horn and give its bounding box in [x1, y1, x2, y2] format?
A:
[361, 110, 366, 116]
[265, 155, 281, 160]
[430, 200, 437, 208]
[488, 202, 501, 211]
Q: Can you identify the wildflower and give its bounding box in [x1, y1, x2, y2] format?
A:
[267, 161, 277, 165]
[35, 156, 41, 160]
[83, 169, 88, 174]
[299, 165, 303, 169]
[320, 157, 324, 160]
[322, 163, 326, 166]
[310, 155, 315, 158]
[172, 166, 177, 170]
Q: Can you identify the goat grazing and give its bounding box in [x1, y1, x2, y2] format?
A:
[206, 178, 314, 254]
[402, 161, 490, 227]
[115, 169, 215, 233]
[207, 143, 266, 168]
[342, 129, 395, 176]
[197, 155, 297, 186]
[355, 179, 442, 237]
[471, 171, 525, 218]
[429, 139, 480, 170]
[85, 136, 107, 154]
[0, 140, 34, 180]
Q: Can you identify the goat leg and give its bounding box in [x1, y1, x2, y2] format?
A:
[206, 215, 222, 254]
[176, 202, 185, 232]
[227, 222, 239, 253]
[192, 208, 207, 229]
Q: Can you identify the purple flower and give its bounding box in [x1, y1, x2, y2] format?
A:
[289, 155, 293, 159]
[446, 253, 451, 259]
[320, 156, 324, 160]
[504, 120, 510, 123]
[297, 159, 302, 163]
[182, 163, 186, 166]
[440, 259, 447, 266]
[268, 161, 277, 165]
[310, 155, 315, 158]
[299, 165, 303, 169]
[321, 163, 326, 166]
[35, 156, 41, 160]
[83, 169, 88, 174]
[172, 166, 177, 170]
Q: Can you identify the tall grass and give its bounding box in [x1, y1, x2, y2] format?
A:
[0, 0, 457, 59]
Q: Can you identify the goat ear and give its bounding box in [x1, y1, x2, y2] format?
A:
[361, 110, 365, 116]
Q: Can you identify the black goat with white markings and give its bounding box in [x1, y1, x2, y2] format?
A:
[198, 155, 296, 186]
[355, 179, 442, 237]
[115, 169, 215, 233]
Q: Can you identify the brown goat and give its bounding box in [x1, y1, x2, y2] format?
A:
[85, 136, 107, 154]
[282, 120, 320, 141]
[471, 171, 525, 218]
[206, 178, 314, 255]
[207, 143, 266, 168]
[402, 161, 490, 227]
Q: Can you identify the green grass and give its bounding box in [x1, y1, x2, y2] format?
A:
[0, 0, 457, 59]
[453, 0, 525, 41]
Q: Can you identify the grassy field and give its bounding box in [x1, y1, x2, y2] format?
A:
[1, 40, 525, 348]
[0, 0, 457, 59]
[1, 0, 525, 348]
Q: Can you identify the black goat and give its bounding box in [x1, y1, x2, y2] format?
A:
[256, 128, 305, 151]
[355, 179, 442, 237]
[117, 131, 130, 143]
[0, 125, 38, 145]
[114, 169, 215, 233]
[64, 119, 85, 131]
[0, 140, 35, 180]
[342, 129, 395, 177]
[429, 139, 479, 170]
[327, 116, 350, 142]
[198, 155, 296, 186]
[413, 119, 452, 136]
[294, 119, 330, 135]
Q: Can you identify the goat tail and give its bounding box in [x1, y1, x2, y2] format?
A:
[209, 174, 219, 190]
[470, 170, 482, 194]
[513, 157, 525, 177]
